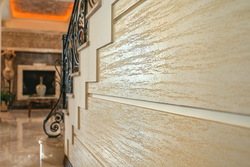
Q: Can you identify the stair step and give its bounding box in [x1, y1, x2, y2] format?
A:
[86, 0, 102, 19]
[66, 93, 74, 98]
[77, 41, 89, 52]
[71, 71, 81, 77]
[62, 109, 69, 116]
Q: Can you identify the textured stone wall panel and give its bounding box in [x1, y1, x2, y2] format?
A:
[2, 31, 62, 50]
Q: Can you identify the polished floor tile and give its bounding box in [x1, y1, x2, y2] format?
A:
[0, 110, 64, 167]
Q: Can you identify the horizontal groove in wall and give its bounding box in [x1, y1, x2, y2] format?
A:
[74, 135, 105, 167]
[114, 0, 146, 21]
[78, 107, 81, 130]
[67, 139, 69, 158]
[90, 93, 250, 129]
[72, 125, 74, 145]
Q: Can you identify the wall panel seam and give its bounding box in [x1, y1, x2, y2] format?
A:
[113, 0, 147, 21]
[74, 135, 106, 167]
[89, 93, 250, 129]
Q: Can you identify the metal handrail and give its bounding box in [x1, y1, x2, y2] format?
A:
[43, 0, 96, 137]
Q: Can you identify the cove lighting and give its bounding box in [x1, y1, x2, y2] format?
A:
[10, 0, 74, 22]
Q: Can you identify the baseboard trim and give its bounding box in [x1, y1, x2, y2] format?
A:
[63, 155, 73, 167]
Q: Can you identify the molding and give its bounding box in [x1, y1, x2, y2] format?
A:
[74, 135, 105, 167]
[66, 93, 74, 98]
[72, 125, 74, 145]
[67, 139, 69, 158]
[77, 41, 89, 52]
[17, 64, 61, 101]
[63, 155, 73, 167]
[90, 94, 250, 129]
[2, 47, 62, 53]
[1, 27, 65, 35]
[78, 106, 81, 129]
[71, 71, 81, 77]
[86, 0, 102, 19]
[113, 0, 146, 21]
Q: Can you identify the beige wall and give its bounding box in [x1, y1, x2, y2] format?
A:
[65, 0, 250, 166]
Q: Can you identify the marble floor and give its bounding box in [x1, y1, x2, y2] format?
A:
[0, 109, 64, 167]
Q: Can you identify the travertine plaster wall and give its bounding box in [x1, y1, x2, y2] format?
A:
[65, 0, 250, 166]
[1, 30, 63, 52]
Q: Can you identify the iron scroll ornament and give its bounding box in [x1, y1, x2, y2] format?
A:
[43, 60, 64, 137]
[63, 0, 97, 94]
[43, 0, 97, 137]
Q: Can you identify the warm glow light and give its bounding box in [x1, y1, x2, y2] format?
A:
[10, 0, 74, 22]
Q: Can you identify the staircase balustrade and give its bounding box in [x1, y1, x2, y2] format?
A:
[43, 0, 96, 137]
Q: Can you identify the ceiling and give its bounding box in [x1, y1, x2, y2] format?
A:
[10, 0, 74, 21]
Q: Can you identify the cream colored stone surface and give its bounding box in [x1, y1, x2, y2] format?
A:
[74, 97, 250, 167]
[90, 0, 250, 115]
[113, 0, 141, 19]
[0, 110, 64, 167]
[69, 136, 102, 167]
[39, 137, 64, 166]
[65, 0, 250, 166]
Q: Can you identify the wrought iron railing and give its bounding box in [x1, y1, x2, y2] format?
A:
[43, 60, 64, 138]
[43, 0, 97, 137]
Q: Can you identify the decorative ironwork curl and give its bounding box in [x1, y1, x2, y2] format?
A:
[43, 0, 97, 137]
[50, 122, 60, 132]
[43, 59, 64, 138]
[63, 0, 96, 94]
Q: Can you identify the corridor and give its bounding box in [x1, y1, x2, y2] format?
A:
[0, 109, 63, 167]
